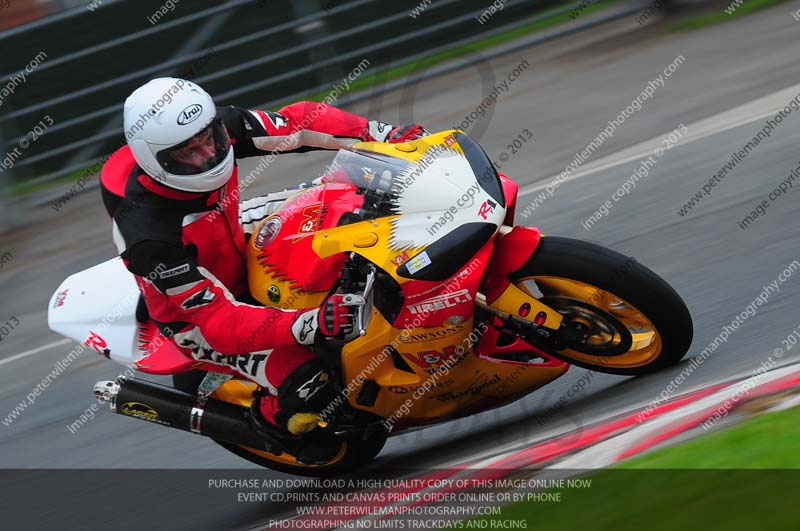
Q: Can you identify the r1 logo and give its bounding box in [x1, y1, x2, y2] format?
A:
[478, 199, 496, 220]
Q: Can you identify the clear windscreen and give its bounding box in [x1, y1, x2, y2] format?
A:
[324, 149, 411, 193]
[317, 149, 413, 223]
[315, 136, 501, 232]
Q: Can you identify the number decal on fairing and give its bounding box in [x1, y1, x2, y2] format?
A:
[292, 205, 321, 242]
[403, 345, 462, 368]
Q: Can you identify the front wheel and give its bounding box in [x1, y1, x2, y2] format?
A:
[510, 236, 693, 375]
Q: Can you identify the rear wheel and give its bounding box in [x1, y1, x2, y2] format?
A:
[215, 432, 387, 477]
[510, 236, 693, 375]
[173, 371, 386, 476]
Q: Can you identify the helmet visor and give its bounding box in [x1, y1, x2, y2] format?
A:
[156, 118, 231, 176]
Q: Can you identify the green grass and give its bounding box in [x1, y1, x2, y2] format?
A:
[453, 406, 800, 531]
[620, 403, 800, 468]
[8, 163, 100, 196]
[13, 2, 616, 197]
[668, 0, 793, 32]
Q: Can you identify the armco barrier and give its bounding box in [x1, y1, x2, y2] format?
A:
[0, 0, 579, 188]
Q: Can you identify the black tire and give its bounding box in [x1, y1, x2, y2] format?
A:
[510, 236, 693, 375]
[173, 370, 386, 476]
[215, 432, 387, 477]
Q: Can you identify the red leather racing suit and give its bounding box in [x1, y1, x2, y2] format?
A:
[100, 101, 391, 422]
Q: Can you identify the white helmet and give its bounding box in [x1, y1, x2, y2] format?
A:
[123, 78, 234, 192]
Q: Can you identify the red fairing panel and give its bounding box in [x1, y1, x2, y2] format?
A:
[473, 316, 564, 368]
[482, 226, 542, 304]
[498, 173, 518, 225]
[253, 184, 358, 293]
[134, 322, 197, 375]
[396, 242, 495, 328]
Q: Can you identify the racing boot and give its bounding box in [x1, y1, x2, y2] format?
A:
[249, 360, 341, 463]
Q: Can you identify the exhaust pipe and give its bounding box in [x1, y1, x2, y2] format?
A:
[94, 377, 281, 452]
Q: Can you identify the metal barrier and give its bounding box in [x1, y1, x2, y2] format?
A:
[0, 0, 578, 190]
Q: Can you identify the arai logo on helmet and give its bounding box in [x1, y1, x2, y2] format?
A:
[177, 104, 203, 125]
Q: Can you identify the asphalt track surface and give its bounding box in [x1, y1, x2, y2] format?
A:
[3, 3, 800, 530]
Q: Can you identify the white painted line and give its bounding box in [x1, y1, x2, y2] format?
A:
[519, 82, 800, 198]
[441, 358, 800, 469]
[550, 362, 800, 469]
[0, 338, 72, 367]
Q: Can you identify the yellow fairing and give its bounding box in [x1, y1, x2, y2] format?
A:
[311, 216, 421, 286]
[352, 130, 466, 160]
[210, 378, 258, 408]
[246, 256, 329, 309]
[246, 210, 566, 424]
[339, 311, 566, 422]
[241, 131, 568, 426]
[491, 282, 563, 329]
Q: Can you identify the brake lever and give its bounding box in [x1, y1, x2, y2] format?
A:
[341, 266, 375, 336]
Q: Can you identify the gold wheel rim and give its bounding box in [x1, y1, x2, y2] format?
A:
[237, 440, 349, 467]
[517, 276, 663, 369]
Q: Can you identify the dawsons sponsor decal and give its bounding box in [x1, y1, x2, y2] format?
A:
[399, 324, 464, 343]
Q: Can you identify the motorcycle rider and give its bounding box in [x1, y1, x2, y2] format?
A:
[100, 77, 427, 443]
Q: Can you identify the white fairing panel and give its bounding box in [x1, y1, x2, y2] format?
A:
[389, 148, 505, 250]
[325, 142, 506, 252]
[47, 257, 143, 367]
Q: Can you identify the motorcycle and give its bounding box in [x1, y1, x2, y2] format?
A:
[47, 130, 692, 476]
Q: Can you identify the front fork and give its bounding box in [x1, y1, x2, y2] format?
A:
[481, 226, 562, 328]
[479, 226, 589, 351]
